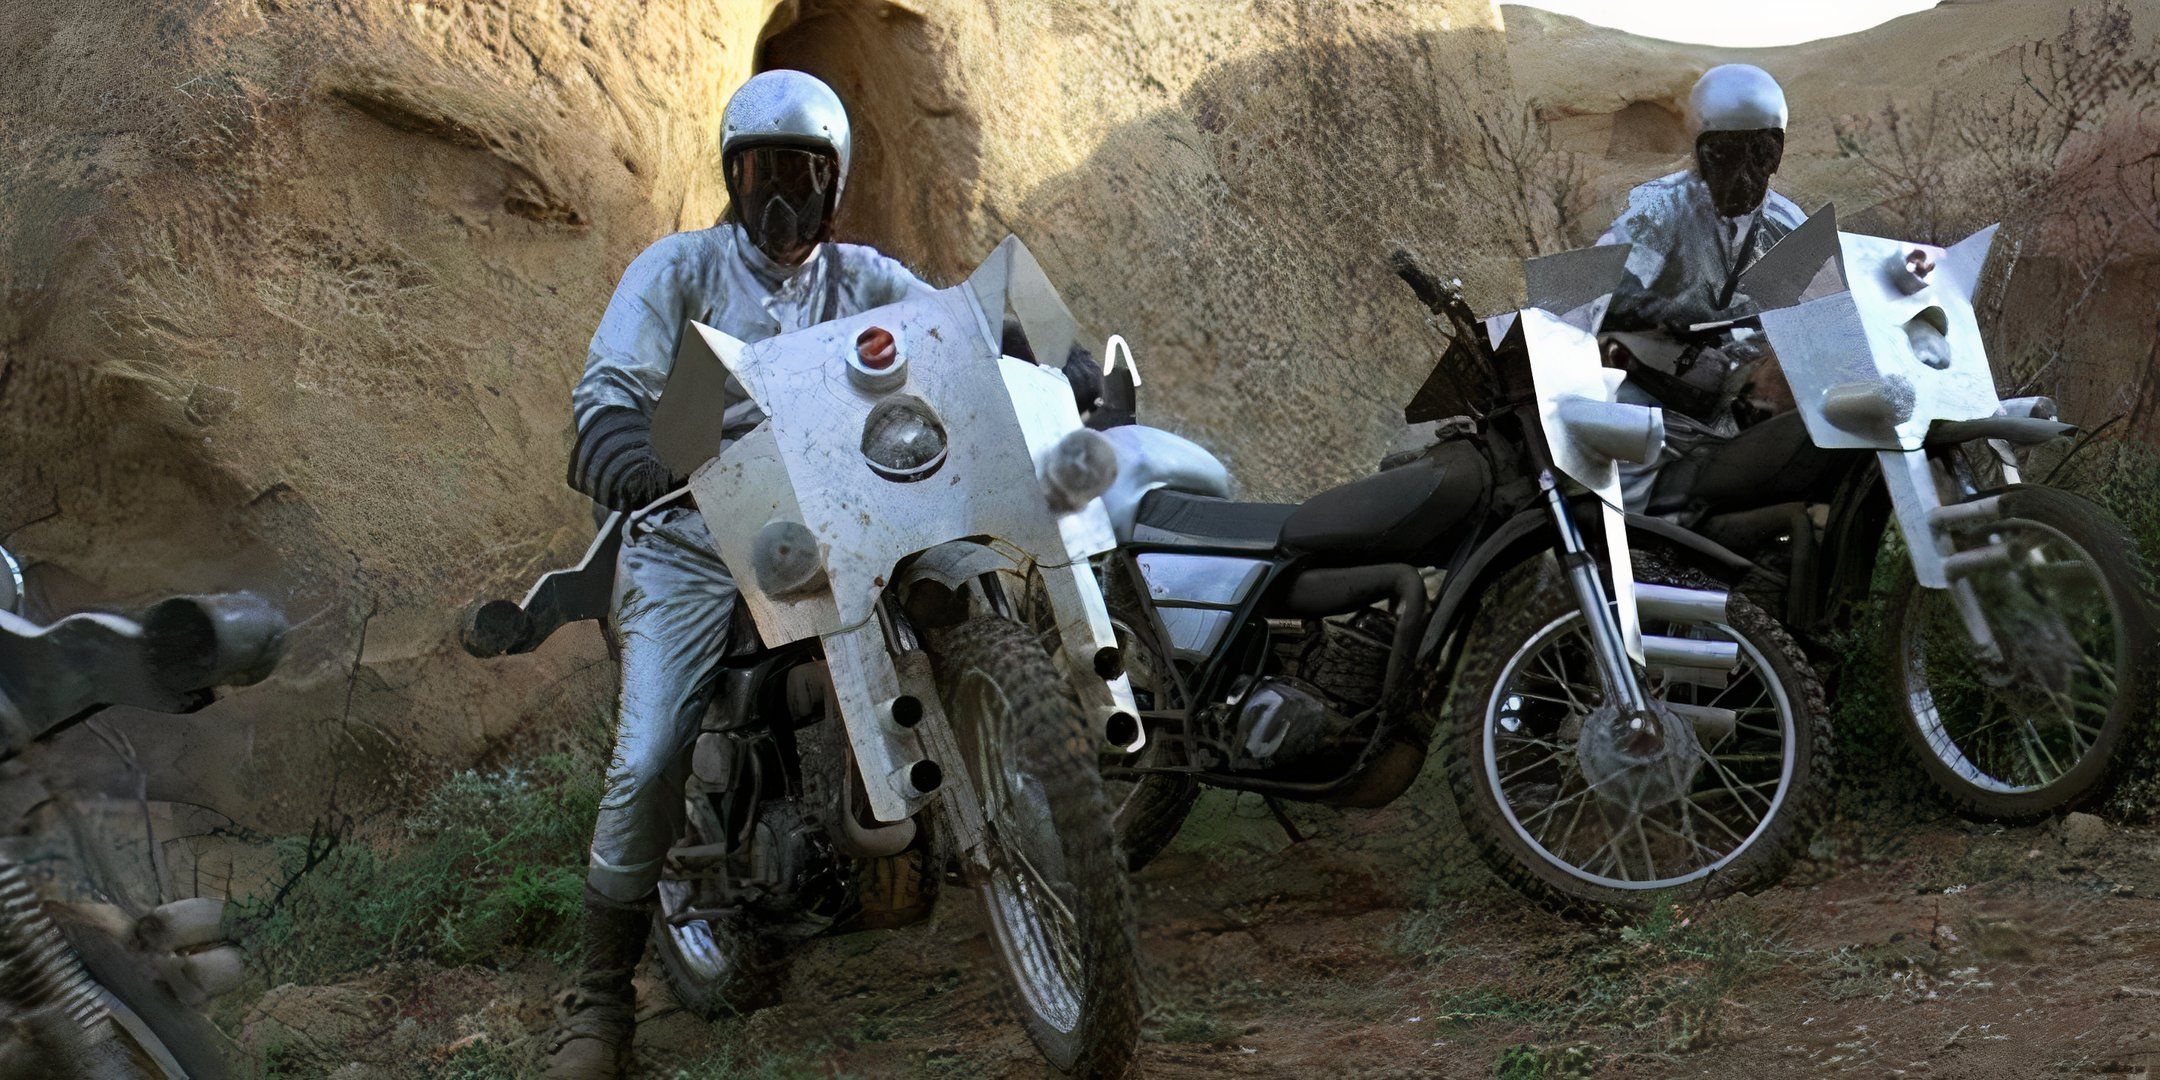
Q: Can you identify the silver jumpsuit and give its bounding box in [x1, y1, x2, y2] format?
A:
[573, 222, 932, 903]
[1598, 170, 1804, 511]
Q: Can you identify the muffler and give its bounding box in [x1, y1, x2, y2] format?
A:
[1641, 634, 1739, 671]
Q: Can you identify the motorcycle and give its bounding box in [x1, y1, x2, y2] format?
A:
[0, 544, 286, 1079]
[1635, 205, 2155, 820]
[1090, 243, 1832, 912]
[464, 237, 1143, 1075]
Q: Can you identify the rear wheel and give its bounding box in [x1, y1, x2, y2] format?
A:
[1449, 560, 1831, 914]
[932, 615, 1140, 1077]
[1885, 485, 2155, 820]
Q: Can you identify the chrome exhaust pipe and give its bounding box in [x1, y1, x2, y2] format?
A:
[1641, 634, 1739, 671]
[1634, 583, 1729, 626]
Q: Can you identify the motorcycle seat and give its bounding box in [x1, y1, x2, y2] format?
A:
[1280, 439, 1488, 556]
[1131, 490, 1297, 551]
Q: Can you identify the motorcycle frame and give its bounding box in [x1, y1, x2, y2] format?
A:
[1108, 404, 1750, 804]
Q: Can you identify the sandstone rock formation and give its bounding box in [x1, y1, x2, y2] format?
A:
[0, 0, 1517, 829]
[1503, 0, 2160, 436]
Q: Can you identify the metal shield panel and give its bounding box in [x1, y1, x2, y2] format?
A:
[651, 323, 753, 477]
[1737, 202, 1845, 312]
[1522, 306, 1642, 662]
[1760, 226, 2001, 451]
[1524, 243, 1630, 332]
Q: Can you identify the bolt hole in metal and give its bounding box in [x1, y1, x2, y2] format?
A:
[1092, 645, 1124, 679]
[957, 669, 1087, 1034]
[1103, 711, 1141, 750]
[1903, 519, 2119, 794]
[1485, 609, 1795, 890]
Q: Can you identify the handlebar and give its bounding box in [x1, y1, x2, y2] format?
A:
[0, 592, 287, 747]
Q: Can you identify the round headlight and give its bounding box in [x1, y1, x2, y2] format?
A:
[861, 398, 948, 482]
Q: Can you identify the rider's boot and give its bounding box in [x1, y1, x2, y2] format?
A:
[543, 889, 650, 1080]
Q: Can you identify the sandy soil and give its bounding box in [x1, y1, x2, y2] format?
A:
[239, 776, 2160, 1079]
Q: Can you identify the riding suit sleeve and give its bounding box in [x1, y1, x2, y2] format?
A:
[569, 232, 712, 510]
[831, 244, 936, 311]
[1598, 171, 1704, 335]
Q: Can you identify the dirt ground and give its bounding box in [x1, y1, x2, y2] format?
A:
[236, 767, 2160, 1079]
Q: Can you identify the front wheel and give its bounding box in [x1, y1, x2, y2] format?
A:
[652, 790, 791, 1020]
[1447, 561, 1832, 914]
[1885, 484, 2156, 821]
[931, 615, 1140, 1077]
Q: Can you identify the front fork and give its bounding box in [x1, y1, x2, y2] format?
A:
[1542, 473, 1659, 743]
[1879, 449, 2006, 664]
[1540, 473, 1743, 752]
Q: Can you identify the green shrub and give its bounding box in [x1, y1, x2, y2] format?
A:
[237, 752, 602, 984]
[1494, 1042, 1600, 1079]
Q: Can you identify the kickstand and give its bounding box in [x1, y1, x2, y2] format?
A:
[1263, 796, 1305, 846]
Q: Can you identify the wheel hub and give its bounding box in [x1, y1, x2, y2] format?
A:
[1575, 698, 1703, 811]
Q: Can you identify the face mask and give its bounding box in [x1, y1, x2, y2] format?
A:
[726, 146, 839, 266]
[1695, 129, 1785, 218]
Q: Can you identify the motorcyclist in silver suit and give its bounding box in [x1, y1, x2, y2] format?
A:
[1598, 64, 1805, 510]
[547, 69, 933, 1079]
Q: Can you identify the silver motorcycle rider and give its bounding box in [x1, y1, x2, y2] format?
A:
[549, 70, 933, 1079]
[1599, 63, 1805, 509]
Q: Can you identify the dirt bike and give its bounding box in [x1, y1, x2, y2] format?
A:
[1635, 205, 2156, 820]
[1090, 243, 1832, 912]
[0, 547, 285, 1079]
[464, 238, 1142, 1075]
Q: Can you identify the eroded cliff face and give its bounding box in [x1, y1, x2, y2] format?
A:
[0, 0, 1516, 825]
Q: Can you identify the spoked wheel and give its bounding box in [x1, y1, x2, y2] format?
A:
[931, 615, 1139, 1077]
[652, 787, 789, 1019]
[1450, 567, 1831, 913]
[1887, 485, 2156, 821]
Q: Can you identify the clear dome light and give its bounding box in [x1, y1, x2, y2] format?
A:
[861, 398, 948, 482]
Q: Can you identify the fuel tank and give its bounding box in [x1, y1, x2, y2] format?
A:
[1098, 425, 1234, 543]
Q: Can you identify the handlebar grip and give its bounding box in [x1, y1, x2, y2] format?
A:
[460, 599, 533, 659]
[140, 594, 286, 698]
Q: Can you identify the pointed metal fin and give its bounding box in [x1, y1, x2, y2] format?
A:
[651, 321, 756, 477]
[1740, 202, 1845, 310]
[1937, 223, 1999, 302]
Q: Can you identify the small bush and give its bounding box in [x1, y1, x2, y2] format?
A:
[1430, 903, 1784, 1055]
[1494, 1041, 1600, 1079]
[237, 752, 602, 984]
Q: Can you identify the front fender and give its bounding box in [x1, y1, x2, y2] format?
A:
[897, 540, 1142, 752]
[1414, 503, 1761, 671]
[899, 540, 1022, 593]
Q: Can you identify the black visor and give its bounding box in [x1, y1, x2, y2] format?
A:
[726, 145, 839, 266]
[1695, 128, 1784, 217]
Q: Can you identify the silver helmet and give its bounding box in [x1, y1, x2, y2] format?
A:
[1686, 64, 1787, 137]
[720, 69, 852, 204]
